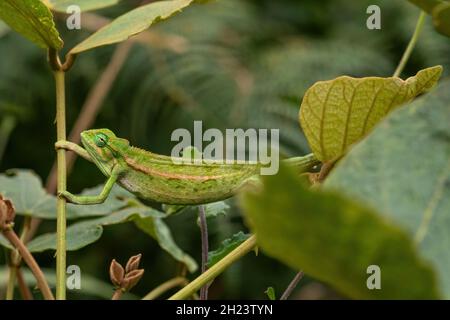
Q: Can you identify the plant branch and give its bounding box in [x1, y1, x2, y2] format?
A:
[2, 229, 54, 300]
[16, 268, 33, 300]
[169, 235, 257, 300]
[198, 205, 210, 300]
[6, 217, 31, 300]
[142, 277, 189, 300]
[112, 289, 123, 300]
[280, 271, 304, 300]
[54, 68, 67, 300]
[393, 11, 427, 78]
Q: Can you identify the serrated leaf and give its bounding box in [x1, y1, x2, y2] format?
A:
[27, 206, 166, 252]
[240, 164, 440, 299]
[135, 216, 198, 272]
[69, 0, 199, 54]
[0, 0, 63, 49]
[0, 170, 133, 219]
[43, 0, 119, 13]
[433, 3, 450, 37]
[207, 231, 250, 267]
[325, 80, 450, 298]
[299, 66, 442, 162]
[265, 287, 276, 300]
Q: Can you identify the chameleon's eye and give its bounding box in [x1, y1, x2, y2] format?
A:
[94, 133, 108, 148]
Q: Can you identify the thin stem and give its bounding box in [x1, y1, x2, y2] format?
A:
[16, 268, 33, 300]
[6, 217, 31, 300]
[393, 11, 427, 78]
[280, 271, 304, 300]
[169, 235, 257, 300]
[198, 205, 209, 300]
[112, 289, 123, 300]
[5, 266, 17, 300]
[2, 229, 54, 300]
[54, 69, 67, 300]
[142, 277, 188, 300]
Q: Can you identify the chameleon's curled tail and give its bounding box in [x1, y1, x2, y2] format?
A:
[282, 153, 321, 173]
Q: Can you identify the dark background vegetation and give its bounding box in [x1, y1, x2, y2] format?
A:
[0, 0, 449, 299]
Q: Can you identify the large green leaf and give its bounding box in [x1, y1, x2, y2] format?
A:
[69, 0, 201, 54]
[325, 80, 450, 297]
[0, 0, 63, 49]
[0, 170, 55, 219]
[0, 170, 133, 219]
[43, 0, 119, 12]
[299, 66, 442, 162]
[135, 216, 198, 272]
[27, 206, 166, 252]
[240, 164, 439, 299]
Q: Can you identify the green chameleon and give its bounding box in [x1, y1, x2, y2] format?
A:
[56, 129, 319, 205]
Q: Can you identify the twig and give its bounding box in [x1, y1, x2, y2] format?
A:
[393, 11, 427, 77]
[142, 277, 189, 300]
[53, 68, 67, 300]
[2, 229, 54, 300]
[198, 205, 210, 300]
[169, 235, 257, 300]
[16, 268, 33, 300]
[280, 271, 304, 300]
[112, 289, 123, 300]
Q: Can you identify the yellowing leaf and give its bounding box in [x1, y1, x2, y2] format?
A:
[69, 0, 199, 54]
[0, 0, 63, 49]
[299, 66, 442, 162]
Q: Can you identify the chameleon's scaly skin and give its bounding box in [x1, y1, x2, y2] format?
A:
[121, 147, 259, 204]
[82, 129, 259, 205]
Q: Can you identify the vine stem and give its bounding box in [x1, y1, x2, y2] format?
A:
[393, 11, 427, 78]
[169, 235, 257, 300]
[112, 289, 123, 300]
[54, 69, 67, 300]
[142, 277, 188, 300]
[2, 229, 54, 300]
[198, 205, 209, 300]
[280, 271, 304, 300]
[6, 217, 31, 300]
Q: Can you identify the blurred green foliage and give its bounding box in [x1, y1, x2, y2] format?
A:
[0, 0, 449, 299]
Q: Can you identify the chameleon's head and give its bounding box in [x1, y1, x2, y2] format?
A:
[81, 129, 130, 176]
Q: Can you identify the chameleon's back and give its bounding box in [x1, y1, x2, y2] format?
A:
[118, 146, 260, 205]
